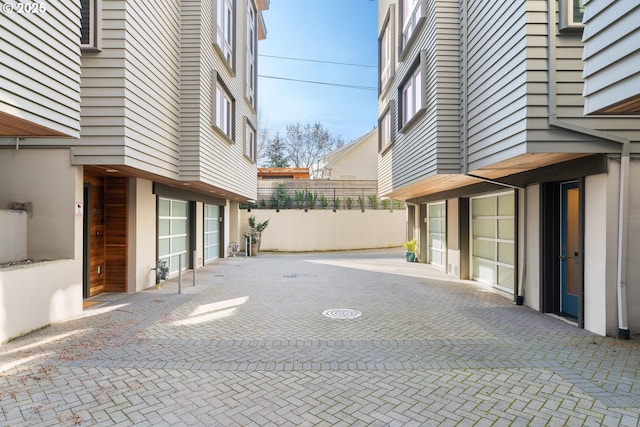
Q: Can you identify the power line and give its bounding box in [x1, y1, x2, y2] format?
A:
[259, 54, 377, 69]
[258, 74, 377, 91]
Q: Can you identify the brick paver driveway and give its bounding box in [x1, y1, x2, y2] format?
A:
[1, 249, 639, 426]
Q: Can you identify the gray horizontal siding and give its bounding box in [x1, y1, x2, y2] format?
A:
[582, 0, 640, 114]
[71, 0, 183, 178]
[0, 2, 81, 137]
[464, 0, 529, 171]
[179, 0, 258, 200]
[378, 0, 461, 196]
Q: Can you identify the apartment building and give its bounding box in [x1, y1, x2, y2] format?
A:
[0, 0, 268, 341]
[377, 0, 640, 337]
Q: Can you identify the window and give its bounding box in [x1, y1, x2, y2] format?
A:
[80, 0, 98, 48]
[400, 64, 422, 127]
[246, 0, 257, 107]
[379, 16, 393, 92]
[245, 121, 256, 162]
[559, 0, 584, 30]
[402, 0, 421, 49]
[214, 77, 235, 140]
[216, 0, 234, 63]
[378, 104, 393, 152]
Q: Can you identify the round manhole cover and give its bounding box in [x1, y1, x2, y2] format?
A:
[322, 309, 362, 319]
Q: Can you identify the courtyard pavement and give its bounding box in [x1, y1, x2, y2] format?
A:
[1, 248, 639, 426]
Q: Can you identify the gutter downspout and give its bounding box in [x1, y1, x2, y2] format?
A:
[616, 143, 631, 339]
[547, 0, 630, 338]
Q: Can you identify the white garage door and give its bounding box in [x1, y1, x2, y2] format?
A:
[428, 202, 446, 268]
[158, 198, 189, 276]
[471, 192, 515, 293]
[204, 204, 220, 263]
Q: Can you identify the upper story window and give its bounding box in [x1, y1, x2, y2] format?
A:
[402, 0, 421, 49]
[559, 0, 584, 31]
[214, 76, 235, 141]
[400, 63, 422, 128]
[245, 120, 256, 162]
[80, 0, 99, 49]
[216, 0, 235, 64]
[379, 103, 394, 152]
[246, 0, 257, 108]
[379, 15, 393, 94]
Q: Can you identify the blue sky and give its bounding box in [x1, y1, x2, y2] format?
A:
[258, 0, 379, 143]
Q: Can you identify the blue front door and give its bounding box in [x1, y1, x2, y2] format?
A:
[560, 181, 580, 318]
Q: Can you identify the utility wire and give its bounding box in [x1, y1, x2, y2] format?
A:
[258, 74, 377, 91]
[259, 54, 377, 69]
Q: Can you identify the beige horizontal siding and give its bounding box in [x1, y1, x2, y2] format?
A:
[0, 2, 81, 137]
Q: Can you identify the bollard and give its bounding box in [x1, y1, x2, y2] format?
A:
[193, 250, 197, 287]
[178, 253, 183, 294]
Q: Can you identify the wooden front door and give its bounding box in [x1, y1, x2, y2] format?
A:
[85, 175, 106, 297]
[83, 173, 128, 297]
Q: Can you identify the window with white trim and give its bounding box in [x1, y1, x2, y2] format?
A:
[559, 0, 584, 30]
[246, 0, 257, 107]
[379, 18, 393, 92]
[80, 0, 98, 48]
[214, 77, 234, 140]
[402, 0, 421, 49]
[245, 121, 256, 162]
[216, 0, 234, 63]
[401, 64, 422, 127]
[379, 105, 393, 152]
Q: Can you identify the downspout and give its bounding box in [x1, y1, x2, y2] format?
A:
[461, 0, 469, 175]
[616, 143, 630, 339]
[547, 0, 630, 338]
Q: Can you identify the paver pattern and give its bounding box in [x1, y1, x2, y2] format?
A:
[1, 249, 639, 426]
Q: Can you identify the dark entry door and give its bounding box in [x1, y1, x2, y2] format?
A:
[560, 181, 579, 318]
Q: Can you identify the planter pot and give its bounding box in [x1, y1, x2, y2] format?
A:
[250, 243, 259, 256]
[405, 252, 416, 262]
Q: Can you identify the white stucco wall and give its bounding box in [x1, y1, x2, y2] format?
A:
[0, 149, 78, 260]
[0, 259, 82, 343]
[129, 179, 157, 292]
[584, 158, 640, 337]
[584, 173, 611, 336]
[626, 159, 640, 333]
[0, 210, 27, 263]
[240, 209, 406, 252]
[522, 184, 541, 311]
[0, 148, 83, 342]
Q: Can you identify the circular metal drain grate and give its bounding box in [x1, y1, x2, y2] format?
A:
[322, 309, 362, 319]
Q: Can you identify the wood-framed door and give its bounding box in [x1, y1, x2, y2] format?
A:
[83, 172, 128, 297]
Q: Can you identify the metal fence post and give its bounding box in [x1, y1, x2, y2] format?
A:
[178, 253, 183, 294]
[193, 249, 197, 287]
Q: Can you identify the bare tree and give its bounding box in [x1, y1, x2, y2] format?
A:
[284, 122, 344, 178]
[256, 110, 271, 167]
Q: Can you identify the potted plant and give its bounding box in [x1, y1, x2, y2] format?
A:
[244, 215, 269, 256]
[403, 238, 417, 262]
